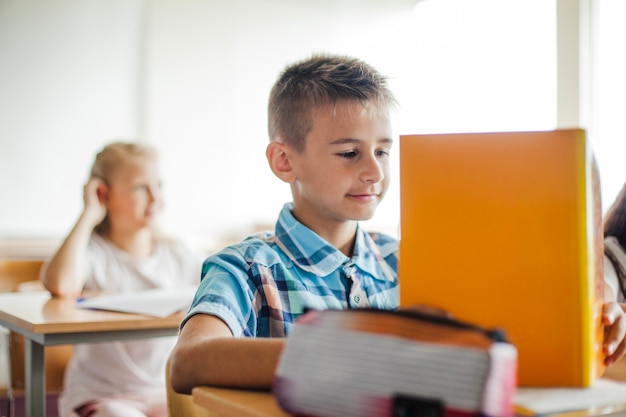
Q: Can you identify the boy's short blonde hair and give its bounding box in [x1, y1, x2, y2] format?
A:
[268, 54, 397, 152]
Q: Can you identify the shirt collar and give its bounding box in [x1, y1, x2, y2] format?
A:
[352, 225, 396, 283]
[273, 203, 392, 282]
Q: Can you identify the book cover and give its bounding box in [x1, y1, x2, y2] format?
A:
[398, 129, 604, 387]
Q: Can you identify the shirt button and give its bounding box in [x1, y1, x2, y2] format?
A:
[354, 295, 361, 304]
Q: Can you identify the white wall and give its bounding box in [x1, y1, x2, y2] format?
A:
[0, 0, 143, 237]
[142, 0, 414, 247]
[0, 0, 417, 252]
[593, 0, 626, 210]
[6, 0, 624, 254]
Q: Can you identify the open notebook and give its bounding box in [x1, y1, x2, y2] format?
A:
[398, 129, 605, 387]
[77, 286, 197, 318]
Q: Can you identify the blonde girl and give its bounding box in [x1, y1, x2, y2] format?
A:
[41, 142, 201, 417]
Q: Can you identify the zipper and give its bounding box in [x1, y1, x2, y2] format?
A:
[320, 307, 510, 343]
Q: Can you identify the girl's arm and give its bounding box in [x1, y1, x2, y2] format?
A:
[41, 178, 106, 296]
[169, 313, 284, 394]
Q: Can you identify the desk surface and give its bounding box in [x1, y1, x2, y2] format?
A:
[192, 386, 291, 417]
[0, 291, 182, 336]
[192, 387, 626, 417]
[193, 372, 626, 417]
[0, 291, 184, 417]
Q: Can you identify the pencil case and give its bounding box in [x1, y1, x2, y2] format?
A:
[273, 308, 517, 417]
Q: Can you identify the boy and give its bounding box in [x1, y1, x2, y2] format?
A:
[170, 53, 399, 393]
[170, 53, 626, 394]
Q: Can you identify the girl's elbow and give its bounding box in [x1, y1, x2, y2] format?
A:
[41, 279, 62, 297]
[43, 279, 81, 298]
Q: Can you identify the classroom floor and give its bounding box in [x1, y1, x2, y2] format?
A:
[1, 394, 59, 417]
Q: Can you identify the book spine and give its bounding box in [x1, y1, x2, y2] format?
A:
[588, 142, 606, 383]
[575, 131, 605, 386]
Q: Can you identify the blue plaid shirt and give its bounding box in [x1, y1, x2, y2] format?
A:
[182, 203, 399, 338]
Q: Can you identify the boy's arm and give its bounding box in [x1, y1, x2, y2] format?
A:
[41, 179, 106, 297]
[603, 301, 626, 366]
[169, 313, 285, 395]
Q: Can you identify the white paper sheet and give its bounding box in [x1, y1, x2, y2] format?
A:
[515, 379, 626, 415]
[76, 286, 197, 318]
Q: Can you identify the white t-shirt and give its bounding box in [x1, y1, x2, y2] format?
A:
[604, 236, 626, 303]
[58, 234, 202, 417]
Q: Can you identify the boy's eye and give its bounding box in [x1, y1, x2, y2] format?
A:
[337, 150, 358, 159]
[376, 149, 390, 157]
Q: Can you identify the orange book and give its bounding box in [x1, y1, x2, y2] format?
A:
[398, 129, 605, 387]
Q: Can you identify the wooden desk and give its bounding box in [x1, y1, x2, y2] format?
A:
[192, 386, 291, 417]
[0, 291, 182, 417]
[193, 378, 626, 417]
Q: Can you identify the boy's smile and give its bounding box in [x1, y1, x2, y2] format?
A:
[287, 100, 392, 236]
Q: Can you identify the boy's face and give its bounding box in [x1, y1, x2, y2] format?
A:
[288, 100, 392, 231]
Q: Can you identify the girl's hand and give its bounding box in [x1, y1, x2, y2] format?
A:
[82, 177, 107, 226]
[603, 301, 626, 366]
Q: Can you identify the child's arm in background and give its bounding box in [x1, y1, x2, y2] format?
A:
[602, 253, 626, 366]
[169, 313, 284, 394]
[603, 301, 626, 366]
[41, 178, 106, 297]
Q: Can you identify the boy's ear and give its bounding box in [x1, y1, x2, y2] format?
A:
[266, 141, 296, 183]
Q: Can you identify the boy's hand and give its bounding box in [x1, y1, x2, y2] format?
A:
[603, 301, 626, 366]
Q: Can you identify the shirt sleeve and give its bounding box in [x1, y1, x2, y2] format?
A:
[181, 249, 257, 337]
[604, 254, 622, 303]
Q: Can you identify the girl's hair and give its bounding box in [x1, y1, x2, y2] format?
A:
[90, 142, 158, 235]
[90, 142, 157, 183]
[604, 182, 626, 247]
[268, 53, 397, 152]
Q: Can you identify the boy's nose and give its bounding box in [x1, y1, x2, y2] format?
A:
[360, 153, 385, 183]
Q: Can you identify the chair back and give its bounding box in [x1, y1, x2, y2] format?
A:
[166, 352, 215, 417]
[0, 259, 44, 292]
[0, 259, 73, 409]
